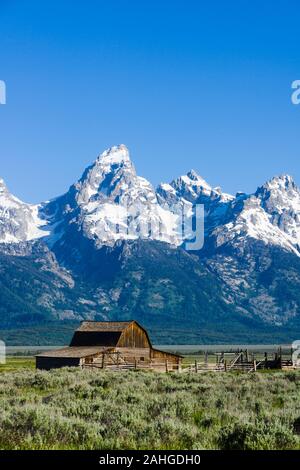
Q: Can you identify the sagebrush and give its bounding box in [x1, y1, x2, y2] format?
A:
[0, 368, 300, 450]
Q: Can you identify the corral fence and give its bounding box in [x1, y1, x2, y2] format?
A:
[183, 348, 298, 374]
[82, 348, 299, 374]
[83, 360, 180, 373]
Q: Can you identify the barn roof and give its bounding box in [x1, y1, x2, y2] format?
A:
[69, 320, 152, 348]
[36, 346, 110, 358]
[77, 321, 134, 332]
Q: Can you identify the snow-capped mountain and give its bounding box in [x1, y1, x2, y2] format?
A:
[256, 175, 300, 251]
[1, 144, 300, 343]
[157, 169, 234, 238]
[1, 144, 300, 257]
[0, 178, 49, 244]
[43, 145, 180, 249]
[203, 176, 300, 257]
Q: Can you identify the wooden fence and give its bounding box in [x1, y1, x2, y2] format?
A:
[83, 359, 181, 373]
[82, 349, 298, 374]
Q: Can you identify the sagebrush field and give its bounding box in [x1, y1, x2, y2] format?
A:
[0, 366, 300, 450]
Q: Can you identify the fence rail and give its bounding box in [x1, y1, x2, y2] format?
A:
[83, 361, 181, 372]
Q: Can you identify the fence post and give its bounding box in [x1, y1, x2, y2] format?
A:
[134, 358, 137, 370]
[165, 360, 168, 373]
[195, 360, 198, 373]
[253, 360, 257, 372]
[224, 360, 227, 372]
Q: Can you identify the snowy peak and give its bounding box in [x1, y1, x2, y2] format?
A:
[254, 174, 300, 250]
[256, 174, 299, 205]
[166, 170, 233, 205]
[75, 145, 136, 205]
[257, 174, 300, 215]
[212, 194, 300, 256]
[170, 170, 213, 201]
[96, 144, 131, 166]
[185, 169, 212, 190]
[209, 174, 300, 256]
[45, 145, 180, 247]
[260, 174, 296, 191]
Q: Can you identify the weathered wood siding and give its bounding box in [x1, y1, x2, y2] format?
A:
[116, 347, 151, 362]
[150, 348, 181, 364]
[117, 323, 150, 348]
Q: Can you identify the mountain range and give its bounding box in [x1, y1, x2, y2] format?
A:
[1, 144, 300, 345]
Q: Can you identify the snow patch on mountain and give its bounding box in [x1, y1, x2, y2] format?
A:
[212, 195, 300, 256]
[0, 179, 49, 244]
[256, 174, 300, 250]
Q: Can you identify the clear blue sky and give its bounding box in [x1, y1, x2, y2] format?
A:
[1, 0, 300, 203]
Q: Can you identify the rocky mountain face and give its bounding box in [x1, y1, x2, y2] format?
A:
[1, 144, 300, 344]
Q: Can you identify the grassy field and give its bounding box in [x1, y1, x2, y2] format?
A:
[0, 364, 300, 450]
[0, 357, 35, 372]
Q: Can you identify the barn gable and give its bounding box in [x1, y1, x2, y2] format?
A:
[70, 321, 151, 349]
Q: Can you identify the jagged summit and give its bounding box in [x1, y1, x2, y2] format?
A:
[162, 170, 213, 204]
[74, 145, 136, 206]
[266, 173, 295, 186]
[174, 170, 211, 190]
[43, 145, 180, 247]
[0, 145, 299, 257]
[185, 169, 212, 189]
[257, 174, 297, 196]
[256, 173, 300, 209]
[97, 144, 131, 166]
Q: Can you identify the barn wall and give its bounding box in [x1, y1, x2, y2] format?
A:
[36, 357, 81, 370]
[150, 349, 181, 364]
[116, 347, 151, 361]
[117, 323, 150, 348]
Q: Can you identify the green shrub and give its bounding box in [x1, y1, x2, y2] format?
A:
[218, 419, 298, 450]
[0, 369, 299, 449]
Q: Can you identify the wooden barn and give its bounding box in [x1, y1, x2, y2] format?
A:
[36, 321, 182, 372]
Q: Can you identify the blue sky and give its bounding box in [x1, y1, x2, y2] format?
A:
[0, 0, 300, 203]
